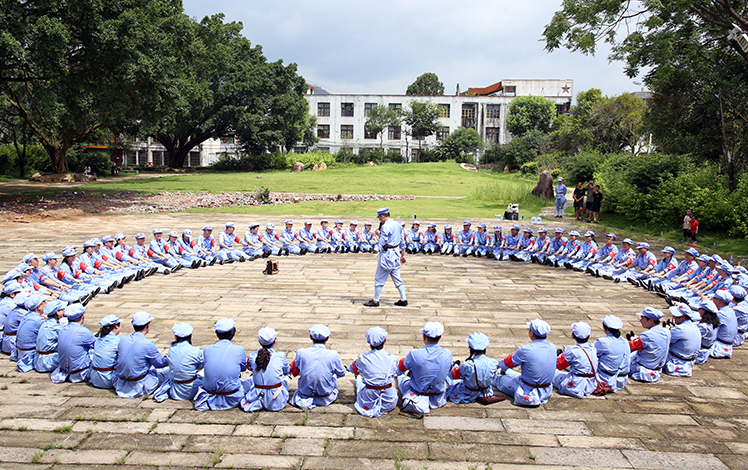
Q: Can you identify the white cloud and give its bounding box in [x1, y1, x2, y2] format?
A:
[183, 0, 643, 100]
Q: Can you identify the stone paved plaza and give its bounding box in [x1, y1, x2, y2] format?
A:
[1, 213, 747, 470]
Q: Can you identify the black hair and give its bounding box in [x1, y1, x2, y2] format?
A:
[469, 348, 486, 358]
[312, 338, 327, 344]
[700, 309, 720, 329]
[255, 347, 272, 371]
[425, 335, 441, 343]
[607, 327, 621, 338]
[95, 322, 120, 338]
[534, 334, 547, 340]
[133, 323, 148, 332]
[572, 334, 589, 344]
[171, 334, 192, 346]
[217, 328, 236, 341]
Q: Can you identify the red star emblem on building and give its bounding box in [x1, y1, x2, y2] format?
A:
[561, 84, 571, 94]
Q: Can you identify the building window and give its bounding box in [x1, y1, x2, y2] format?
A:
[437, 126, 450, 140]
[189, 151, 200, 167]
[317, 124, 330, 139]
[388, 148, 401, 155]
[411, 149, 420, 160]
[365, 103, 376, 116]
[219, 136, 235, 145]
[152, 151, 163, 166]
[127, 151, 137, 166]
[461, 105, 475, 119]
[438, 104, 450, 118]
[318, 102, 330, 117]
[388, 126, 401, 140]
[389, 103, 402, 116]
[486, 127, 500, 143]
[486, 104, 500, 119]
[341, 125, 354, 139]
[503, 85, 516, 96]
[364, 126, 377, 139]
[317, 147, 330, 153]
[341, 103, 354, 117]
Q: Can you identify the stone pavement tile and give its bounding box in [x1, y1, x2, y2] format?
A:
[125, 450, 216, 467]
[622, 450, 730, 470]
[658, 425, 743, 441]
[641, 438, 730, 454]
[272, 425, 354, 439]
[688, 400, 748, 416]
[137, 398, 199, 410]
[154, 422, 236, 435]
[0, 430, 86, 449]
[78, 432, 189, 452]
[686, 386, 748, 400]
[588, 421, 666, 439]
[301, 456, 394, 470]
[354, 426, 462, 443]
[63, 396, 142, 408]
[0, 418, 74, 432]
[616, 399, 695, 415]
[461, 431, 559, 447]
[0, 405, 66, 420]
[147, 408, 176, 422]
[184, 435, 280, 454]
[603, 413, 699, 426]
[59, 406, 151, 422]
[40, 449, 128, 465]
[169, 409, 254, 424]
[280, 437, 326, 456]
[0, 395, 69, 407]
[483, 407, 530, 419]
[557, 436, 645, 450]
[717, 454, 748, 470]
[216, 453, 301, 469]
[0, 446, 41, 463]
[326, 440, 428, 460]
[423, 416, 505, 432]
[526, 409, 607, 422]
[531, 447, 632, 468]
[233, 424, 275, 437]
[542, 397, 624, 413]
[70, 421, 152, 434]
[725, 441, 748, 454]
[503, 419, 591, 436]
[0, 464, 52, 470]
[428, 442, 533, 464]
[625, 384, 693, 397]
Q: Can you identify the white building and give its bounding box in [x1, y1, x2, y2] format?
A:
[104, 136, 239, 168]
[305, 79, 573, 160]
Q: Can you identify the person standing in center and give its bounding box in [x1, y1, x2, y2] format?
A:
[364, 208, 407, 307]
[554, 177, 567, 218]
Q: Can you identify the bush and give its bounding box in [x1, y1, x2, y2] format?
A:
[244, 153, 289, 172]
[67, 151, 112, 176]
[520, 161, 539, 175]
[384, 151, 405, 163]
[551, 168, 562, 179]
[287, 151, 337, 169]
[418, 148, 442, 162]
[564, 151, 607, 184]
[334, 149, 357, 164]
[211, 154, 246, 171]
[356, 148, 382, 164]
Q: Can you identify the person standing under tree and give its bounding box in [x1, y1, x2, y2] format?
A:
[681, 209, 693, 244]
[573, 181, 586, 221]
[554, 177, 567, 218]
[364, 208, 407, 307]
[689, 214, 699, 247]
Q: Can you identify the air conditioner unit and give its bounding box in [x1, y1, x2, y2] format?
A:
[729, 25, 748, 53]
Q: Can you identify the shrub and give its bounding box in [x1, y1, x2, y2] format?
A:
[211, 154, 245, 172]
[520, 161, 539, 175]
[68, 151, 112, 176]
[562, 151, 607, 184]
[287, 151, 336, 169]
[551, 168, 562, 179]
[334, 149, 357, 164]
[384, 151, 405, 163]
[244, 153, 289, 172]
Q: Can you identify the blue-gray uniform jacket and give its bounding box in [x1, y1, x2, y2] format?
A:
[397, 343, 453, 410]
[504, 233, 521, 249]
[630, 325, 670, 372]
[164, 342, 204, 401]
[594, 333, 630, 392]
[595, 244, 618, 262]
[89, 333, 120, 389]
[291, 344, 346, 400]
[34, 317, 63, 372]
[553, 342, 598, 398]
[375, 218, 406, 287]
[348, 347, 398, 417]
[195, 339, 247, 410]
[669, 320, 701, 360]
[495, 338, 556, 406]
[16, 312, 45, 371]
[114, 331, 168, 398]
[549, 236, 567, 253]
[447, 354, 499, 404]
[56, 322, 95, 379]
[2, 304, 28, 355]
[715, 305, 738, 346]
[242, 347, 291, 412]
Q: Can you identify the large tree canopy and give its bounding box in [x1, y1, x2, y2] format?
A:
[403, 100, 441, 153]
[0, 0, 182, 172]
[140, 14, 311, 167]
[365, 105, 400, 161]
[506, 95, 556, 137]
[543, 1, 748, 188]
[406, 73, 445, 96]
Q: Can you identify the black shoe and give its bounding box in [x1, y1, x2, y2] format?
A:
[603, 275, 614, 281]
[627, 278, 638, 286]
[81, 293, 93, 307]
[363, 300, 380, 307]
[238, 256, 246, 262]
[300, 248, 307, 255]
[613, 278, 621, 283]
[284, 249, 290, 256]
[585, 267, 593, 274]
[499, 253, 504, 261]
[656, 292, 670, 300]
[394, 300, 408, 307]
[665, 295, 674, 307]
[261, 251, 271, 258]
[209, 258, 217, 266]
[573, 267, 583, 272]
[554, 260, 559, 267]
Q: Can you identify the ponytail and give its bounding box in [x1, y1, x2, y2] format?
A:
[255, 348, 272, 371]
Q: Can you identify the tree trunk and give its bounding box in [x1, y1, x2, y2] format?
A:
[42, 143, 70, 173]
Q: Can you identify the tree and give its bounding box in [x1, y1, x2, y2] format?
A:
[406, 73, 445, 96]
[0, 0, 183, 172]
[365, 105, 400, 162]
[551, 88, 602, 152]
[506, 96, 556, 137]
[587, 93, 647, 154]
[403, 100, 441, 157]
[437, 127, 483, 163]
[0, 98, 35, 177]
[542, 0, 748, 188]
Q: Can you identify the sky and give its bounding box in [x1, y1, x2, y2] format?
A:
[182, 0, 644, 103]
